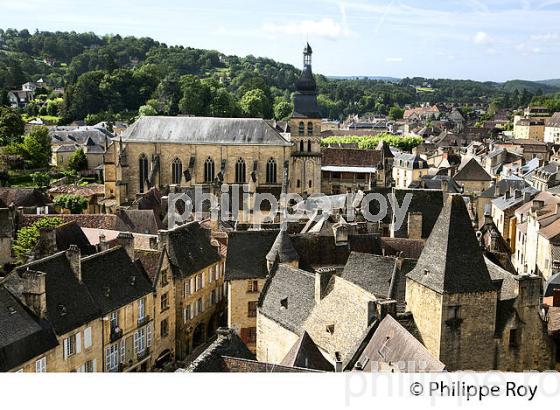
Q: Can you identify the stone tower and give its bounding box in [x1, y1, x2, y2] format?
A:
[289, 43, 322, 196]
[405, 194, 498, 371]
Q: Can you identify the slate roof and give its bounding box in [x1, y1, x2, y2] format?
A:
[81, 247, 153, 315]
[480, 177, 528, 198]
[53, 221, 96, 255]
[544, 273, 560, 297]
[353, 315, 445, 372]
[184, 328, 255, 372]
[545, 112, 560, 128]
[225, 230, 279, 281]
[485, 257, 518, 301]
[453, 158, 492, 182]
[342, 252, 396, 297]
[407, 195, 496, 294]
[0, 188, 50, 208]
[392, 189, 444, 239]
[49, 126, 112, 147]
[0, 286, 58, 372]
[266, 230, 299, 264]
[121, 116, 291, 146]
[115, 209, 162, 235]
[164, 222, 221, 278]
[492, 186, 538, 211]
[394, 153, 428, 170]
[280, 331, 333, 371]
[258, 264, 316, 334]
[408, 175, 462, 193]
[8, 252, 101, 335]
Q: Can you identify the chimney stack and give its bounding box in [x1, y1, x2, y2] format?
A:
[315, 268, 335, 303]
[21, 269, 47, 319]
[116, 232, 135, 261]
[66, 245, 82, 282]
[407, 212, 423, 240]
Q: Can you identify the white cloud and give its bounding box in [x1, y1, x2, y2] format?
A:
[530, 33, 559, 41]
[261, 18, 353, 39]
[385, 57, 403, 63]
[516, 43, 543, 55]
[473, 31, 490, 44]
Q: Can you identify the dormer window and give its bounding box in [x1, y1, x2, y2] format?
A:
[280, 297, 288, 309]
[326, 324, 335, 334]
[57, 304, 67, 316]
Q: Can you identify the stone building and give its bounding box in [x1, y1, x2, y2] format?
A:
[104, 44, 324, 210]
[392, 153, 429, 189]
[2, 248, 104, 372]
[157, 221, 225, 360]
[405, 195, 554, 371]
[452, 158, 492, 194]
[225, 230, 280, 352]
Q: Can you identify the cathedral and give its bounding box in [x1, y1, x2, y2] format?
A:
[103, 43, 323, 209]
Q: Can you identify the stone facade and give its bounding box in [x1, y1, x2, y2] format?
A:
[227, 278, 266, 352]
[288, 118, 322, 195]
[256, 313, 299, 364]
[151, 252, 176, 367]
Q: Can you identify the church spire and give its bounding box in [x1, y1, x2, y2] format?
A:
[303, 42, 312, 68]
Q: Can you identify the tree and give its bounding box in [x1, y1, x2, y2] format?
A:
[240, 89, 268, 118]
[388, 106, 404, 120]
[21, 126, 51, 169]
[68, 148, 88, 172]
[274, 99, 293, 120]
[0, 107, 25, 146]
[138, 104, 157, 116]
[53, 194, 88, 214]
[30, 171, 50, 189]
[13, 217, 62, 261]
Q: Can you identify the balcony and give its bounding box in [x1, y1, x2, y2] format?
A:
[137, 315, 150, 327]
[137, 347, 150, 361]
[110, 326, 123, 342]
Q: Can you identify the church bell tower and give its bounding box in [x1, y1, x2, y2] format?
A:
[289, 43, 322, 196]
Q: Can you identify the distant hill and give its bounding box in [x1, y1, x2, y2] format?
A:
[537, 79, 560, 88]
[501, 79, 560, 94]
[327, 75, 400, 82]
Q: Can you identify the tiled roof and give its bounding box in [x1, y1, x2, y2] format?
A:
[453, 158, 492, 182]
[321, 147, 381, 167]
[392, 189, 444, 239]
[266, 231, 299, 264]
[224, 230, 279, 281]
[407, 195, 496, 294]
[280, 331, 333, 371]
[49, 184, 105, 197]
[352, 315, 445, 372]
[0, 188, 50, 208]
[135, 249, 164, 284]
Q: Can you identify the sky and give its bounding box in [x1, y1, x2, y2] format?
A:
[1, 0, 560, 81]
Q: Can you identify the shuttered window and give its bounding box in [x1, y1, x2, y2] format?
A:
[35, 357, 46, 373]
[84, 327, 92, 349]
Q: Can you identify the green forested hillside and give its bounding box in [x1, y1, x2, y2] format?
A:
[0, 28, 556, 123]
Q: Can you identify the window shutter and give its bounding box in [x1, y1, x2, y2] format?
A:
[63, 338, 69, 359]
[134, 331, 140, 354]
[120, 339, 126, 363]
[147, 323, 153, 347]
[183, 307, 187, 323]
[76, 332, 81, 354]
[240, 328, 248, 344]
[105, 347, 110, 371]
[190, 277, 195, 293]
[92, 359, 97, 372]
[84, 327, 92, 349]
[202, 272, 206, 288]
[78, 364, 85, 373]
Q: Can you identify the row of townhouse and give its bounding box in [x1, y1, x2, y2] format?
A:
[0, 221, 225, 372]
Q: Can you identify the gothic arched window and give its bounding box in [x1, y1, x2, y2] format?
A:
[307, 122, 313, 135]
[266, 158, 277, 184]
[139, 154, 149, 193]
[235, 158, 246, 184]
[171, 158, 182, 185]
[204, 157, 215, 183]
[298, 122, 304, 136]
[299, 140, 304, 152]
[308, 140, 312, 152]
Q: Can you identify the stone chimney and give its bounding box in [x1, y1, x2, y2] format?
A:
[21, 269, 47, 319]
[407, 212, 423, 240]
[33, 227, 57, 259]
[116, 232, 135, 260]
[98, 233, 111, 252]
[334, 352, 343, 373]
[523, 191, 532, 203]
[66, 245, 82, 282]
[552, 288, 560, 307]
[315, 268, 335, 303]
[516, 275, 541, 308]
[531, 200, 544, 213]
